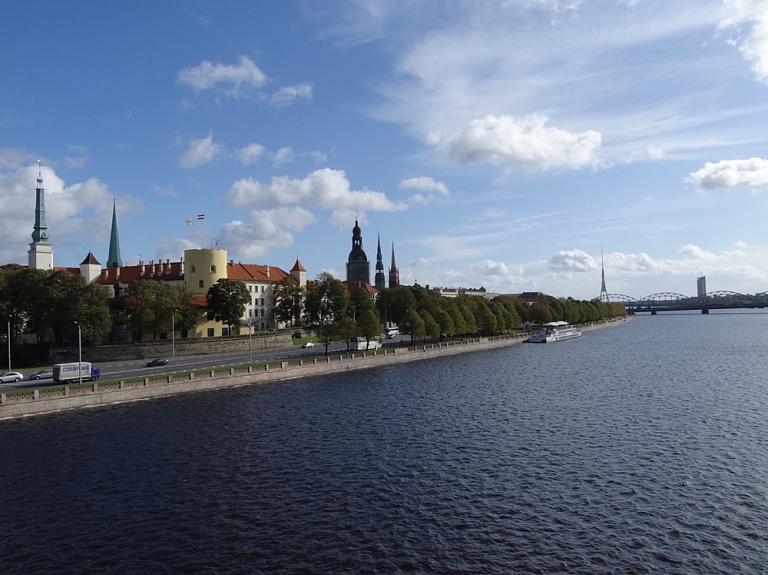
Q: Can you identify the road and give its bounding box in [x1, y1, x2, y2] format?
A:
[0, 335, 412, 393]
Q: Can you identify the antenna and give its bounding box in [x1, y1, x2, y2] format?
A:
[599, 246, 608, 302]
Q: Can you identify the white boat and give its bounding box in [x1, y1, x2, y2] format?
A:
[527, 321, 582, 343]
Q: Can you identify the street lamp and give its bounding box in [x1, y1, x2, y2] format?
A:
[172, 314, 175, 359]
[74, 321, 82, 385]
[247, 319, 253, 365]
[6, 321, 11, 371]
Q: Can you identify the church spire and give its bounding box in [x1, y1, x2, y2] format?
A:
[388, 242, 400, 288]
[374, 232, 385, 291]
[599, 247, 608, 301]
[106, 199, 123, 268]
[28, 159, 54, 270]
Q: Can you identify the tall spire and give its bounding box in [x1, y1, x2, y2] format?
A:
[31, 159, 49, 244]
[28, 159, 54, 270]
[599, 247, 608, 301]
[374, 232, 385, 291]
[106, 199, 123, 268]
[388, 242, 400, 288]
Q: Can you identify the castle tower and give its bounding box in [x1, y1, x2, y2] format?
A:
[28, 160, 54, 270]
[599, 248, 608, 301]
[106, 199, 123, 268]
[80, 252, 102, 283]
[346, 219, 370, 285]
[291, 258, 307, 288]
[374, 233, 386, 291]
[184, 248, 227, 295]
[388, 242, 400, 288]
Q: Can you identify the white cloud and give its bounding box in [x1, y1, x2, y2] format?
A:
[398, 176, 450, 195]
[219, 207, 316, 259]
[429, 114, 601, 170]
[235, 143, 266, 165]
[64, 145, 89, 169]
[272, 146, 295, 166]
[176, 55, 267, 97]
[0, 148, 37, 170]
[302, 151, 328, 163]
[549, 249, 597, 272]
[225, 167, 407, 227]
[721, 1, 768, 84]
[688, 157, 768, 191]
[178, 133, 223, 169]
[0, 163, 143, 264]
[154, 184, 179, 198]
[270, 83, 313, 107]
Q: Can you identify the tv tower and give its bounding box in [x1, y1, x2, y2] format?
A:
[599, 247, 608, 301]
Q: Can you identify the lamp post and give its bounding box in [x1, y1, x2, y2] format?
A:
[247, 319, 253, 365]
[273, 310, 277, 349]
[74, 321, 82, 385]
[172, 314, 175, 359]
[7, 321, 11, 371]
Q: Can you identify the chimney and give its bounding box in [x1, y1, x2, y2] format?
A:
[266, 265, 270, 278]
[140, 262, 145, 276]
[166, 258, 171, 275]
[230, 259, 233, 266]
[180, 258, 184, 276]
[105, 269, 109, 281]
[149, 260, 155, 277]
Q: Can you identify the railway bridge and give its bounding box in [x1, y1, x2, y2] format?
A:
[599, 291, 768, 314]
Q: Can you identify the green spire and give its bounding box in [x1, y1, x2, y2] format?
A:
[31, 159, 50, 244]
[106, 199, 123, 268]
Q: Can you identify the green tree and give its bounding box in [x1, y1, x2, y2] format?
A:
[419, 309, 440, 343]
[530, 301, 554, 325]
[459, 304, 476, 335]
[337, 316, 358, 351]
[275, 277, 304, 327]
[448, 306, 467, 336]
[433, 307, 455, 340]
[207, 278, 250, 334]
[349, 285, 375, 320]
[174, 286, 200, 336]
[125, 280, 181, 339]
[400, 309, 425, 344]
[357, 310, 383, 347]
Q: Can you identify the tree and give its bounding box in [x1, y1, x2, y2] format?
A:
[125, 280, 181, 339]
[349, 285, 375, 320]
[337, 316, 358, 351]
[448, 306, 467, 337]
[400, 309, 425, 344]
[275, 277, 304, 327]
[433, 308, 455, 340]
[419, 309, 440, 343]
[459, 305, 476, 335]
[304, 272, 350, 355]
[530, 301, 554, 325]
[174, 286, 200, 336]
[207, 279, 250, 334]
[357, 310, 383, 347]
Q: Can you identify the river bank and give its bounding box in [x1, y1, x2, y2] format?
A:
[0, 315, 634, 420]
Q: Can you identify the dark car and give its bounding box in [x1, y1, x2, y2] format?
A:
[29, 370, 54, 380]
[146, 358, 169, 367]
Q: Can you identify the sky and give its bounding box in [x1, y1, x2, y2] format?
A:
[4, 0, 768, 299]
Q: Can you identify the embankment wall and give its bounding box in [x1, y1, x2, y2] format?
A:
[1, 316, 634, 420]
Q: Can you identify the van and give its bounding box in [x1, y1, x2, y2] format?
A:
[385, 328, 399, 339]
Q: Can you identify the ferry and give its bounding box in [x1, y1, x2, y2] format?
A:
[527, 321, 582, 343]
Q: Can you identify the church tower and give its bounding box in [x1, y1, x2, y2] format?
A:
[106, 199, 123, 268]
[599, 247, 608, 301]
[374, 233, 386, 291]
[388, 242, 400, 288]
[346, 218, 370, 285]
[28, 159, 54, 270]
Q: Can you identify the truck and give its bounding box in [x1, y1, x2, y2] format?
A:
[350, 337, 382, 351]
[52, 362, 101, 384]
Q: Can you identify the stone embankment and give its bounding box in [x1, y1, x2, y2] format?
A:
[0, 316, 634, 420]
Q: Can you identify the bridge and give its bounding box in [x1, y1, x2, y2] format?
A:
[599, 291, 768, 314]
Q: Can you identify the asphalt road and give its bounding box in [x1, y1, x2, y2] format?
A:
[0, 335, 413, 392]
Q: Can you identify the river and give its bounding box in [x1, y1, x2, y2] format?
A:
[1, 312, 767, 574]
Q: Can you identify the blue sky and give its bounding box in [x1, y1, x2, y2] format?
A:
[3, 0, 768, 299]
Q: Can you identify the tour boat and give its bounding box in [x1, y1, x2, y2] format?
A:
[527, 321, 582, 343]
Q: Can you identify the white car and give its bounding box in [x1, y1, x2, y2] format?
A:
[0, 371, 24, 383]
[301, 341, 315, 348]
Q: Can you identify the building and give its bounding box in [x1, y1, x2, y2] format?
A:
[374, 234, 386, 291]
[697, 275, 707, 298]
[389, 243, 400, 288]
[432, 286, 500, 300]
[346, 219, 370, 285]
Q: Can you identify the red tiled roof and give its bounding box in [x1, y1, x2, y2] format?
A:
[80, 252, 100, 265]
[226, 262, 293, 283]
[55, 267, 82, 275]
[290, 258, 306, 272]
[192, 295, 208, 308]
[95, 261, 184, 285]
[346, 281, 379, 295]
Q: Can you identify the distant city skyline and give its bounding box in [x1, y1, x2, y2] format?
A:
[3, 1, 768, 299]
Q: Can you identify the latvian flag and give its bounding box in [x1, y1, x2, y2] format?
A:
[197, 214, 205, 220]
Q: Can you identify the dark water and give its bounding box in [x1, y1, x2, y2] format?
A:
[2, 313, 768, 574]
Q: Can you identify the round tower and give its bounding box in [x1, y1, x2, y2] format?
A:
[184, 248, 227, 295]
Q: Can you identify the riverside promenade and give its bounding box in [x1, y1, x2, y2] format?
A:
[0, 316, 634, 420]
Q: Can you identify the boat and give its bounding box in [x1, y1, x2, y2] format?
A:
[527, 321, 582, 343]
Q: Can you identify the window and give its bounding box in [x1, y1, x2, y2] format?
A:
[191, 266, 196, 273]
[261, 286, 265, 293]
[248, 309, 253, 317]
[261, 322, 264, 330]
[211, 265, 216, 272]
[199, 280, 204, 289]
[207, 327, 215, 337]
[249, 286, 252, 292]
[261, 298, 264, 306]
[261, 309, 265, 317]
[222, 327, 229, 336]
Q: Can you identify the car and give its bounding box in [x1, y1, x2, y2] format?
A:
[29, 370, 53, 380]
[0, 371, 24, 383]
[146, 358, 170, 367]
[300, 341, 315, 348]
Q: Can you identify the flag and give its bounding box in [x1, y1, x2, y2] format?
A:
[198, 214, 205, 220]
[185, 219, 192, 225]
